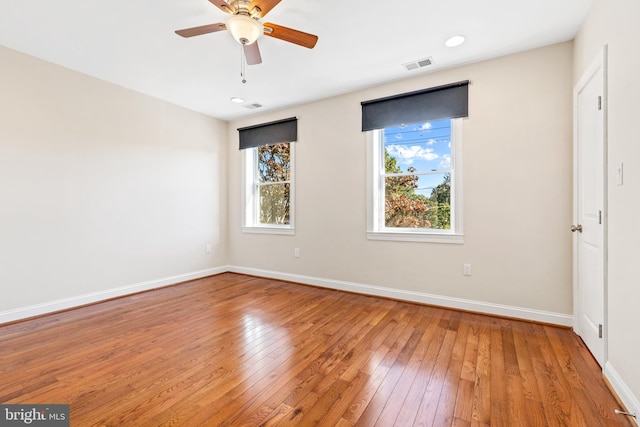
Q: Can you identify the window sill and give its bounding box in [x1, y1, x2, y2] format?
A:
[242, 226, 295, 236]
[367, 231, 464, 244]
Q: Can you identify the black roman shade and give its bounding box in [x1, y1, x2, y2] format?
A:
[361, 81, 469, 131]
[238, 117, 298, 150]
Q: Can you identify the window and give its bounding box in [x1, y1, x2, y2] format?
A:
[239, 117, 297, 234]
[243, 142, 295, 234]
[361, 81, 468, 243]
[367, 118, 463, 243]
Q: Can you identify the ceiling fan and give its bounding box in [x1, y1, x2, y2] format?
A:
[175, 0, 318, 66]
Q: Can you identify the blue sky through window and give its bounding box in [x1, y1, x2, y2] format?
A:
[383, 119, 451, 198]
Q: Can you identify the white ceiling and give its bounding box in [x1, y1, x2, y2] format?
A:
[0, 0, 592, 121]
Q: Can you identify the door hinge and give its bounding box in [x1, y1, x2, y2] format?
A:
[599, 210, 602, 224]
[599, 324, 603, 338]
[598, 96, 602, 110]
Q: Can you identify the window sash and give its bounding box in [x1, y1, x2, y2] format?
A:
[257, 180, 291, 187]
[383, 170, 450, 178]
[367, 119, 463, 243]
[255, 144, 290, 226]
[379, 176, 454, 232]
[243, 143, 295, 234]
[256, 182, 290, 226]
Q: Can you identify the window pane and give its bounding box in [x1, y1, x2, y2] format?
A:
[383, 120, 451, 173]
[382, 119, 452, 231]
[259, 183, 290, 225]
[258, 143, 290, 183]
[423, 173, 451, 230]
[384, 173, 451, 230]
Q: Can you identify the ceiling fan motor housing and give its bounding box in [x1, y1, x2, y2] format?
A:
[228, 0, 263, 18]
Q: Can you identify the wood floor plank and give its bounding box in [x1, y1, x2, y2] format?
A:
[0, 273, 633, 426]
[388, 308, 446, 427]
[453, 379, 475, 424]
[526, 321, 581, 426]
[433, 311, 469, 427]
[470, 315, 492, 425]
[414, 311, 459, 425]
[489, 318, 509, 426]
[371, 316, 429, 425]
[316, 372, 368, 426]
[512, 322, 550, 427]
[344, 305, 424, 425]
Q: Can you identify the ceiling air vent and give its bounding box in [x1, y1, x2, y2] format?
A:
[244, 103, 263, 110]
[403, 57, 433, 71]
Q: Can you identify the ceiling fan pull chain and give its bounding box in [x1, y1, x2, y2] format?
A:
[240, 44, 247, 84]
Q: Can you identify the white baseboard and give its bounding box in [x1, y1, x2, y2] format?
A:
[1, 265, 573, 327]
[0, 267, 227, 325]
[605, 362, 640, 425]
[228, 266, 573, 327]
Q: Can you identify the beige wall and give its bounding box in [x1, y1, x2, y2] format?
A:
[0, 46, 228, 315]
[574, 0, 640, 414]
[228, 42, 574, 316]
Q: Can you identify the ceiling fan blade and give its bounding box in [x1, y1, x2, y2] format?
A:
[209, 0, 235, 14]
[175, 23, 227, 38]
[263, 23, 318, 49]
[248, 0, 281, 18]
[243, 41, 263, 65]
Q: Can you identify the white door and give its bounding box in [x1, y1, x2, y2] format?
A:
[573, 48, 606, 366]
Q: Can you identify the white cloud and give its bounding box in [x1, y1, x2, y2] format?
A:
[426, 139, 437, 146]
[419, 122, 432, 130]
[439, 154, 451, 169]
[387, 145, 439, 164]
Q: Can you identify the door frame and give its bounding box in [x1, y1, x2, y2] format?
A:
[572, 45, 608, 367]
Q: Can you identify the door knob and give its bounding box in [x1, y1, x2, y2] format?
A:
[571, 224, 583, 233]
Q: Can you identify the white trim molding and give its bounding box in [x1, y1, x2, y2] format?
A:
[242, 142, 296, 234]
[1, 265, 573, 327]
[0, 267, 227, 325]
[366, 119, 464, 244]
[241, 226, 295, 236]
[367, 231, 464, 244]
[604, 362, 640, 424]
[228, 266, 573, 327]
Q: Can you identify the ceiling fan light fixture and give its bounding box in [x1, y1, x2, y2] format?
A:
[227, 14, 262, 45]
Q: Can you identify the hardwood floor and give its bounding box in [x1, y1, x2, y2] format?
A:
[0, 273, 633, 426]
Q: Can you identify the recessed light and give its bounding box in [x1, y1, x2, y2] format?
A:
[445, 35, 465, 48]
[230, 97, 245, 104]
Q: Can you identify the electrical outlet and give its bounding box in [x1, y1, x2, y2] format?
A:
[294, 248, 300, 258]
[205, 244, 212, 254]
[463, 264, 472, 276]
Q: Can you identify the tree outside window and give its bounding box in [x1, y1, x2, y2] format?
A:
[256, 143, 291, 225]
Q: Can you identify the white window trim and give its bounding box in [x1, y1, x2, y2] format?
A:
[366, 118, 464, 244]
[242, 142, 295, 235]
